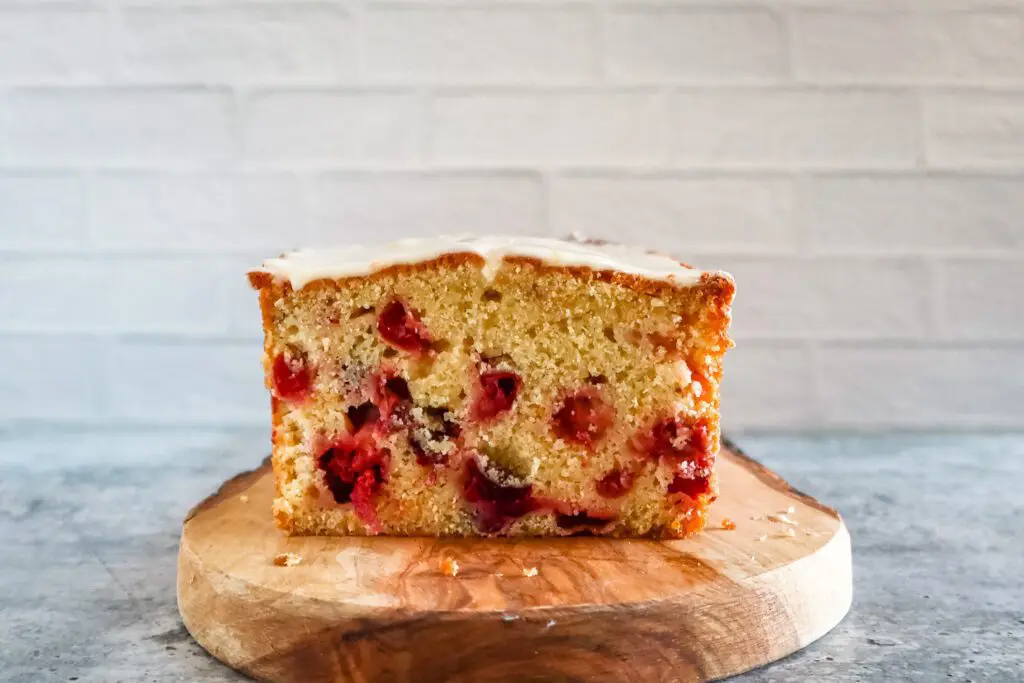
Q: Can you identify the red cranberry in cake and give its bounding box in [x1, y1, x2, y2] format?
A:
[384, 376, 412, 402]
[249, 235, 734, 538]
[377, 300, 431, 354]
[552, 388, 615, 448]
[371, 371, 413, 426]
[351, 468, 385, 531]
[318, 438, 389, 529]
[678, 422, 713, 471]
[668, 474, 712, 501]
[462, 458, 538, 533]
[271, 351, 312, 402]
[318, 438, 386, 502]
[346, 402, 380, 434]
[472, 369, 521, 421]
[595, 468, 633, 499]
[319, 452, 355, 503]
[633, 418, 714, 475]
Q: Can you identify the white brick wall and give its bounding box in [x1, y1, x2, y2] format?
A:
[309, 173, 545, 242]
[91, 172, 309, 251]
[548, 175, 797, 250]
[242, 90, 425, 165]
[925, 91, 1024, 165]
[363, 7, 598, 84]
[605, 8, 785, 82]
[431, 91, 671, 166]
[2, 0, 1024, 432]
[0, 8, 113, 84]
[6, 89, 233, 166]
[672, 89, 920, 167]
[118, 6, 356, 84]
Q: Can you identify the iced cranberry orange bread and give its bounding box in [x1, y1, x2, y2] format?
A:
[248, 236, 735, 538]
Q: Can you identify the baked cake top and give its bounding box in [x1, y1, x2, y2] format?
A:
[252, 235, 721, 291]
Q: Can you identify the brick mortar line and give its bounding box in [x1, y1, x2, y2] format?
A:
[94, 167, 1023, 179]
[187, 162, 1004, 173]
[654, 0, 1024, 10]
[11, 168, 1023, 179]
[359, 1, 601, 9]
[425, 84, 978, 94]
[2, 85, 1020, 95]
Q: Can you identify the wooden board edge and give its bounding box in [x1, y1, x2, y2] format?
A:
[707, 518, 853, 681]
[177, 519, 854, 683]
[184, 455, 271, 524]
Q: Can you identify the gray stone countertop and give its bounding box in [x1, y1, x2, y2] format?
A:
[1, 431, 1022, 683]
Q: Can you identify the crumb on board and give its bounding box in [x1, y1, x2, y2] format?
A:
[239, 495, 249, 503]
[777, 528, 797, 538]
[721, 518, 737, 531]
[273, 552, 302, 567]
[440, 557, 460, 577]
[766, 513, 798, 526]
[757, 534, 768, 542]
[522, 566, 539, 578]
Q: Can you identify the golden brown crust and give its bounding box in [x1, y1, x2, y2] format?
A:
[249, 252, 486, 294]
[249, 251, 733, 303]
[246, 270, 275, 290]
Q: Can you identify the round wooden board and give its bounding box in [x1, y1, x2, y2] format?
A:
[177, 442, 852, 683]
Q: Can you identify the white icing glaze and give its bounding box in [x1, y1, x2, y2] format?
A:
[252, 235, 714, 290]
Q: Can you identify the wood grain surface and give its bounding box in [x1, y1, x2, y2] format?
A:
[177, 441, 852, 683]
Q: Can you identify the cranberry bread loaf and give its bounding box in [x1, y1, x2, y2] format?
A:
[248, 236, 734, 538]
